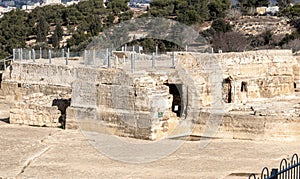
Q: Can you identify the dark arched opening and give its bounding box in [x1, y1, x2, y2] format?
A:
[223, 77, 232, 103]
[164, 83, 182, 117]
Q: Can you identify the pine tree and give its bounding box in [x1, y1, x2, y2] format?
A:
[277, 0, 293, 10]
[36, 16, 49, 43]
[51, 23, 63, 48]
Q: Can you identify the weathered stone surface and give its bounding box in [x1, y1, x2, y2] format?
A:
[9, 93, 71, 127]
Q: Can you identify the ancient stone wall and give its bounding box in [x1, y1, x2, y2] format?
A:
[177, 50, 298, 105]
[1, 61, 181, 139]
[192, 111, 300, 140]
[67, 70, 180, 140]
[10, 93, 62, 127]
[1, 49, 300, 140]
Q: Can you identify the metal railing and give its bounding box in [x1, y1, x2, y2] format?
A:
[249, 154, 300, 179]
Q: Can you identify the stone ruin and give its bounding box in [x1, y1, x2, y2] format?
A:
[1, 49, 300, 140]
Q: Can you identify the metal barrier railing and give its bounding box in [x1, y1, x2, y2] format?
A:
[249, 154, 300, 179]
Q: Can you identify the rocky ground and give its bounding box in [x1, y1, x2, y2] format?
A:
[1, 100, 300, 179]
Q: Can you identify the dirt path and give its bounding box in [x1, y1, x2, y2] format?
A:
[0, 122, 299, 178]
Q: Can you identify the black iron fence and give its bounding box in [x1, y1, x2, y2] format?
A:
[249, 154, 300, 179]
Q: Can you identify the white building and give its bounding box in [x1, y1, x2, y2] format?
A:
[256, 6, 279, 15]
[43, 0, 61, 5]
[21, 3, 40, 11]
[0, 6, 16, 18]
[266, 6, 279, 14]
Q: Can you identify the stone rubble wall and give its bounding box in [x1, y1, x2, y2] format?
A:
[10, 93, 63, 127]
[231, 16, 293, 36]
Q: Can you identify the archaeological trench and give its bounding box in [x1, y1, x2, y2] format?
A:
[1, 49, 300, 140]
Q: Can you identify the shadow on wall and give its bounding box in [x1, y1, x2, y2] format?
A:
[52, 98, 71, 129]
[0, 118, 9, 123]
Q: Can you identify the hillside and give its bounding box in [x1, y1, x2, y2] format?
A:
[1, 0, 300, 60]
[232, 16, 293, 36]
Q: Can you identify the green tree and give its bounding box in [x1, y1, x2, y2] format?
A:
[208, 0, 231, 19]
[277, 0, 293, 10]
[238, 0, 269, 14]
[51, 23, 63, 48]
[149, 0, 211, 24]
[211, 18, 232, 33]
[106, 0, 130, 15]
[238, 0, 269, 7]
[89, 15, 102, 36]
[281, 4, 300, 19]
[36, 16, 49, 43]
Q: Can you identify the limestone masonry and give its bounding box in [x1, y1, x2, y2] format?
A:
[1, 49, 300, 140]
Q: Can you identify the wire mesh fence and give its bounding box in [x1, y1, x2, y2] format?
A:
[11, 47, 178, 72]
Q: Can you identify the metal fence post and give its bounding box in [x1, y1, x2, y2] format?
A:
[48, 49, 51, 64]
[84, 49, 87, 65]
[32, 49, 35, 62]
[137, 46, 140, 61]
[18, 48, 21, 61]
[152, 52, 155, 69]
[28, 50, 31, 61]
[93, 49, 95, 65]
[155, 46, 158, 56]
[125, 44, 127, 52]
[66, 52, 69, 65]
[107, 52, 111, 69]
[171, 51, 175, 68]
[20, 48, 23, 61]
[104, 48, 108, 65]
[3, 59, 6, 70]
[12, 49, 15, 61]
[270, 169, 278, 179]
[40, 47, 42, 59]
